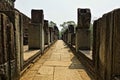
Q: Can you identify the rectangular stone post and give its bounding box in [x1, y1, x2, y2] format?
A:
[68, 25, 74, 45]
[29, 10, 44, 53]
[67, 32, 71, 44]
[50, 27, 54, 43]
[19, 13, 24, 71]
[48, 28, 50, 45]
[44, 20, 49, 45]
[14, 10, 22, 80]
[76, 8, 91, 52]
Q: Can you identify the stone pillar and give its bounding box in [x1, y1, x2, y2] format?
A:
[76, 8, 91, 52]
[49, 27, 54, 43]
[44, 20, 49, 45]
[14, 10, 22, 80]
[48, 28, 50, 45]
[68, 25, 74, 45]
[29, 10, 44, 53]
[19, 13, 24, 71]
[54, 26, 59, 41]
[0, 13, 9, 80]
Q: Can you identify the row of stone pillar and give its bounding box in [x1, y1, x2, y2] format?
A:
[62, 8, 120, 80]
[0, 2, 59, 79]
[29, 9, 59, 52]
[0, 9, 59, 80]
[62, 25, 75, 45]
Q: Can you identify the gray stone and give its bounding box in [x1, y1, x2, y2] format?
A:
[29, 23, 41, 49]
[76, 29, 91, 51]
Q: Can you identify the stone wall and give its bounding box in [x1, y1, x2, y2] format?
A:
[93, 9, 120, 80]
[0, 12, 17, 80]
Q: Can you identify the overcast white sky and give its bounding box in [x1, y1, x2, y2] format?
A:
[15, 0, 120, 30]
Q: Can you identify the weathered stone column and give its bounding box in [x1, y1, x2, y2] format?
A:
[49, 27, 54, 43]
[54, 26, 59, 41]
[76, 8, 91, 52]
[29, 10, 44, 53]
[48, 28, 50, 45]
[14, 10, 22, 80]
[68, 25, 74, 45]
[44, 20, 49, 46]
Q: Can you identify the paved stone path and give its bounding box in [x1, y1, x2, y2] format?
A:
[20, 40, 92, 80]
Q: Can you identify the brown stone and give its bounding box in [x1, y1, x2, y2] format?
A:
[76, 29, 91, 50]
[112, 9, 120, 76]
[0, 13, 9, 64]
[29, 23, 41, 49]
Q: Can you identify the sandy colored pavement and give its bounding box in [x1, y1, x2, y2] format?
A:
[20, 40, 92, 80]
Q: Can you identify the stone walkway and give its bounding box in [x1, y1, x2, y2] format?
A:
[20, 40, 92, 80]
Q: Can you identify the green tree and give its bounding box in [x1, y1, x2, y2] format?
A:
[60, 21, 76, 34]
[60, 21, 76, 28]
[49, 21, 56, 28]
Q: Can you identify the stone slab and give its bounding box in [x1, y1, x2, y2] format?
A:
[43, 61, 71, 67]
[54, 67, 83, 80]
[37, 66, 54, 75]
[33, 75, 53, 80]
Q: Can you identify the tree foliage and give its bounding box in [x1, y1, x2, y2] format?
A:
[60, 21, 76, 34]
[49, 21, 56, 28]
[60, 21, 76, 28]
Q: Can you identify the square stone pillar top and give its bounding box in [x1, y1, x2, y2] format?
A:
[68, 25, 74, 33]
[49, 27, 54, 32]
[54, 26, 59, 31]
[44, 20, 49, 28]
[31, 9, 44, 23]
[77, 8, 91, 29]
[77, 8, 91, 14]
